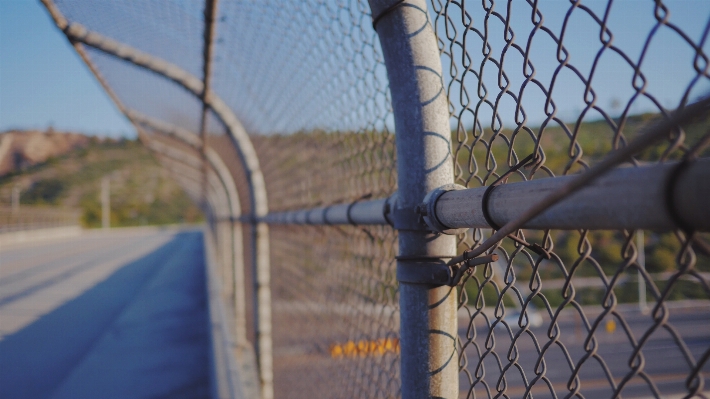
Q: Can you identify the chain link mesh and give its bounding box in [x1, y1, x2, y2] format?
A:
[431, 1, 710, 397]
[53, 0, 399, 396]
[269, 224, 399, 398]
[226, 2, 401, 396]
[84, 47, 204, 134]
[47, 0, 710, 397]
[55, 0, 204, 78]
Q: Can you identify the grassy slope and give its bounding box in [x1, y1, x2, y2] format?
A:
[450, 113, 710, 306]
[0, 137, 202, 228]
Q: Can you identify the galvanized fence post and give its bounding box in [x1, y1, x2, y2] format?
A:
[370, 1, 459, 398]
[231, 220, 247, 345]
[252, 219, 272, 399]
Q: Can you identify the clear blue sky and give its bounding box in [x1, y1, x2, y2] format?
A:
[0, 0, 709, 137]
[0, 0, 134, 137]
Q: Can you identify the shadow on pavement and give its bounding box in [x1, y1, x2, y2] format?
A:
[0, 231, 212, 399]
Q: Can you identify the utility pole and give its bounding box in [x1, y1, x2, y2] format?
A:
[637, 230, 649, 314]
[11, 185, 20, 214]
[101, 176, 110, 229]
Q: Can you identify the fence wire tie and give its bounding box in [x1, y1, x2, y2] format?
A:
[446, 252, 499, 287]
[506, 233, 552, 259]
[479, 153, 551, 258]
[481, 153, 537, 230]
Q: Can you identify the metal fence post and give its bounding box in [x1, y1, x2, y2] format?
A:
[12, 185, 20, 214]
[252, 220, 272, 399]
[370, 1, 458, 398]
[637, 230, 649, 314]
[232, 220, 247, 345]
[101, 176, 110, 229]
[219, 220, 231, 293]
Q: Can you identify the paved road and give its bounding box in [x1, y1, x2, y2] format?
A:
[267, 299, 710, 398]
[0, 227, 212, 399]
[458, 303, 710, 398]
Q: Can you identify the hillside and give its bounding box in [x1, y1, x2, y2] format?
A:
[0, 128, 90, 176]
[0, 130, 202, 228]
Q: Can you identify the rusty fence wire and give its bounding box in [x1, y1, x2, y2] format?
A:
[39, 0, 710, 398]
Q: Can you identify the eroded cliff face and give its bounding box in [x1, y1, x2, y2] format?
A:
[0, 129, 90, 176]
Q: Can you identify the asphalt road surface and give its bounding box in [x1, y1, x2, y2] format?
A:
[267, 300, 710, 398]
[457, 303, 710, 398]
[0, 227, 212, 399]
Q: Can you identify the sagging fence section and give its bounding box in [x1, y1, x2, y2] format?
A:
[42, 0, 710, 398]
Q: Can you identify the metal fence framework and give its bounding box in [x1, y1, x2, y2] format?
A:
[41, 1, 710, 398]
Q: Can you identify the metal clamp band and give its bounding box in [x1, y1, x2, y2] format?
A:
[383, 193, 396, 227]
[665, 158, 694, 233]
[396, 258, 452, 286]
[481, 184, 501, 230]
[372, 0, 407, 31]
[480, 153, 537, 231]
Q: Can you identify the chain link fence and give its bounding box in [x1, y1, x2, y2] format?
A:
[431, 1, 710, 397]
[41, 0, 710, 398]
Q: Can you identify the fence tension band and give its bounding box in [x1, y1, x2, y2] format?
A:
[371, 0, 406, 30]
[395, 253, 500, 286]
[395, 255, 453, 286]
[665, 157, 695, 234]
[447, 254, 499, 287]
[382, 194, 396, 227]
[481, 153, 537, 230]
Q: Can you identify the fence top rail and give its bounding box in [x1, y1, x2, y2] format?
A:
[259, 158, 710, 232]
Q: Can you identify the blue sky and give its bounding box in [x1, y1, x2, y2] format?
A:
[0, 0, 134, 137]
[434, 1, 710, 130]
[1, 0, 709, 137]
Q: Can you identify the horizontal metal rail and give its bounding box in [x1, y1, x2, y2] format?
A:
[261, 158, 710, 232]
[262, 197, 392, 225]
[436, 158, 710, 231]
